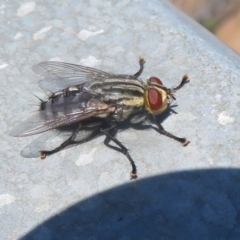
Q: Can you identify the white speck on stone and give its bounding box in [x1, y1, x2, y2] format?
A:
[75, 147, 98, 166]
[14, 32, 24, 40]
[33, 26, 52, 40]
[218, 111, 235, 125]
[0, 194, 16, 208]
[17, 2, 36, 17]
[77, 29, 104, 41]
[79, 56, 102, 67]
[0, 63, 8, 69]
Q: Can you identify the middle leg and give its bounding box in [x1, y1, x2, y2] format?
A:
[101, 128, 137, 179]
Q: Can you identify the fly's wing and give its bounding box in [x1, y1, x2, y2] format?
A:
[32, 61, 117, 92]
[9, 95, 115, 137]
[21, 130, 66, 158]
[21, 122, 103, 158]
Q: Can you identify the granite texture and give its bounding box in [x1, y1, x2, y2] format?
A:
[0, 0, 240, 239]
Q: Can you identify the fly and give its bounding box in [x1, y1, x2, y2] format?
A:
[10, 57, 190, 179]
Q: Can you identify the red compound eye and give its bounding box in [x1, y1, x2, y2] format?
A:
[148, 88, 162, 111]
[149, 77, 163, 85]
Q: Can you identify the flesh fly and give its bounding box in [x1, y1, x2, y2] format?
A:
[10, 57, 190, 179]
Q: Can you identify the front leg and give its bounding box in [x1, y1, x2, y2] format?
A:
[151, 115, 189, 146]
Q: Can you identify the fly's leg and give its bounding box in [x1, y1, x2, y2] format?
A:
[39, 125, 81, 159]
[151, 115, 189, 146]
[133, 56, 145, 78]
[101, 128, 137, 179]
[102, 127, 119, 153]
[172, 74, 190, 91]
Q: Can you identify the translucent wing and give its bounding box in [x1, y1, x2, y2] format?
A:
[9, 95, 114, 137]
[32, 61, 117, 92]
[21, 123, 102, 158]
[21, 130, 65, 158]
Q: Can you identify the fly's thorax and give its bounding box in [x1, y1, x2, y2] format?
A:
[144, 77, 168, 115]
[98, 78, 145, 121]
[96, 77, 145, 106]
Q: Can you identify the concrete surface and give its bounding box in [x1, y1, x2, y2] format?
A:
[1, 0, 240, 239]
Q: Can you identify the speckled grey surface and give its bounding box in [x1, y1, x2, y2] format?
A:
[1, 0, 240, 239]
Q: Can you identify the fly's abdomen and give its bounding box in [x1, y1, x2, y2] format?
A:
[41, 90, 93, 119]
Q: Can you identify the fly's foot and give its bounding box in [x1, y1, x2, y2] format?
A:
[139, 56, 145, 65]
[39, 151, 48, 159]
[133, 56, 145, 78]
[181, 138, 190, 146]
[130, 172, 138, 180]
[182, 74, 190, 83]
[172, 74, 190, 91]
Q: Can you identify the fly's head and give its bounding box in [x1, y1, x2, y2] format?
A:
[144, 76, 179, 115]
